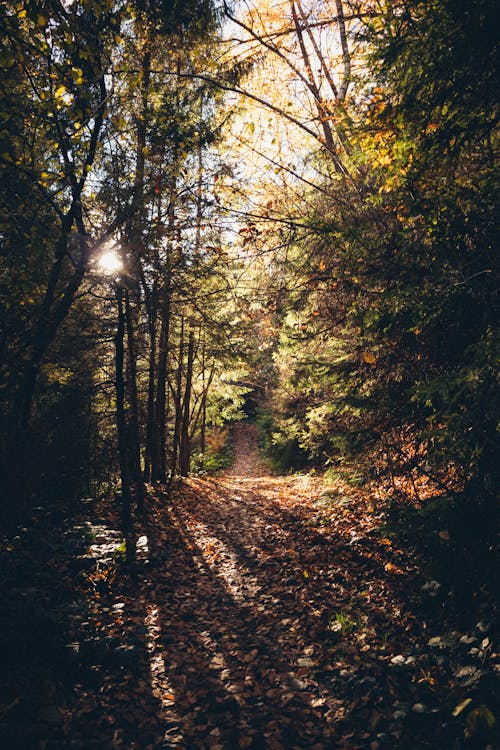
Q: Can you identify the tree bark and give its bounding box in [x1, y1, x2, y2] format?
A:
[169, 319, 184, 484]
[201, 340, 207, 460]
[180, 330, 195, 477]
[143, 290, 157, 483]
[115, 286, 132, 531]
[151, 285, 171, 482]
[124, 289, 144, 513]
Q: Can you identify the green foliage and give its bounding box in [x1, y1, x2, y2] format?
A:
[329, 610, 357, 635]
[193, 427, 233, 474]
[256, 407, 309, 472]
[206, 378, 250, 427]
[260, 0, 499, 503]
[367, 0, 498, 153]
[201, 444, 233, 474]
[360, 0, 499, 496]
[133, 0, 218, 36]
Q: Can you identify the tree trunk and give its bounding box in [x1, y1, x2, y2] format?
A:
[143, 330, 156, 484]
[201, 340, 207, 461]
[151, 284, 171, 482]
[143, 278, 158, 483]
[180, 330, 195, 477]
[124, 290, 144, 514]
[289, 0, 353, 180]
[169, 319, 184, 484]
[115, 286, 132, 531]
[121, 43, 151, 499]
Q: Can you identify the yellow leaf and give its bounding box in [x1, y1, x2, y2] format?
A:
[73, 67, 84, 85]
[377, 153, 392, 167]
[303, 570, 309, 579]
[18, 9, 27, 18]
[54, 85, 66, 99]
[361, 350, 376, 364]
[452, 698, 472, 717]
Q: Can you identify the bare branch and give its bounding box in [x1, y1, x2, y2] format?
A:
[335, 0, 352, 102]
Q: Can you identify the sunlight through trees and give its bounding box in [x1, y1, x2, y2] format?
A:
[0, 1, 498, 747]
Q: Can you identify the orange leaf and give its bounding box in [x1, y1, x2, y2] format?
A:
[361, 350, 376, 364]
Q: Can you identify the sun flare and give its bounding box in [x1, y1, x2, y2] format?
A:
[98, 250, 123, 274]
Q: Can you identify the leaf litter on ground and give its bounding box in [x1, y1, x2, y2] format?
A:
[0, 423, 498, 749]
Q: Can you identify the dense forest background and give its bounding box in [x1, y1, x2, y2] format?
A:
[1, 0, 497, 545]
[0, 2, 498, 748]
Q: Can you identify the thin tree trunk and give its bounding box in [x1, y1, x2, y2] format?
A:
[152, 286, 171, 482]
[180, 330, 195, 477]
[129, 45, 151, 249]
[143, 278, 158, 483]
[290, 3, 336, 157]
[334, 0, 352, 103]
[201, 341, 207, 461]
[124, 290, 144, 514]
[121, 43, 150, 498]
[195, 95, 204, 253]
[115, 286, 132, 532]
[169, 319, 184, 484]
[296, 0, 353, 155]
[143, 327, 156, 483]
[12, 221, 84, 432]
[156, 290, 170, 482]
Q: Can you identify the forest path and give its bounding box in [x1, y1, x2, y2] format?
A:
[115, 423, 426, 749]
[3, 424, 490, 750]
[224, 422, 269, 477]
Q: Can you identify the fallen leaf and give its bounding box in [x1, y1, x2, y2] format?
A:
[452, 698, 472, 717]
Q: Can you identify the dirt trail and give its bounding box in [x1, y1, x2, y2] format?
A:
[225, 423, 268, 478]
[124, 423, 425, 749]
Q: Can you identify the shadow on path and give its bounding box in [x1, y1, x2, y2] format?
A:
[140, 425, 428, 748]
